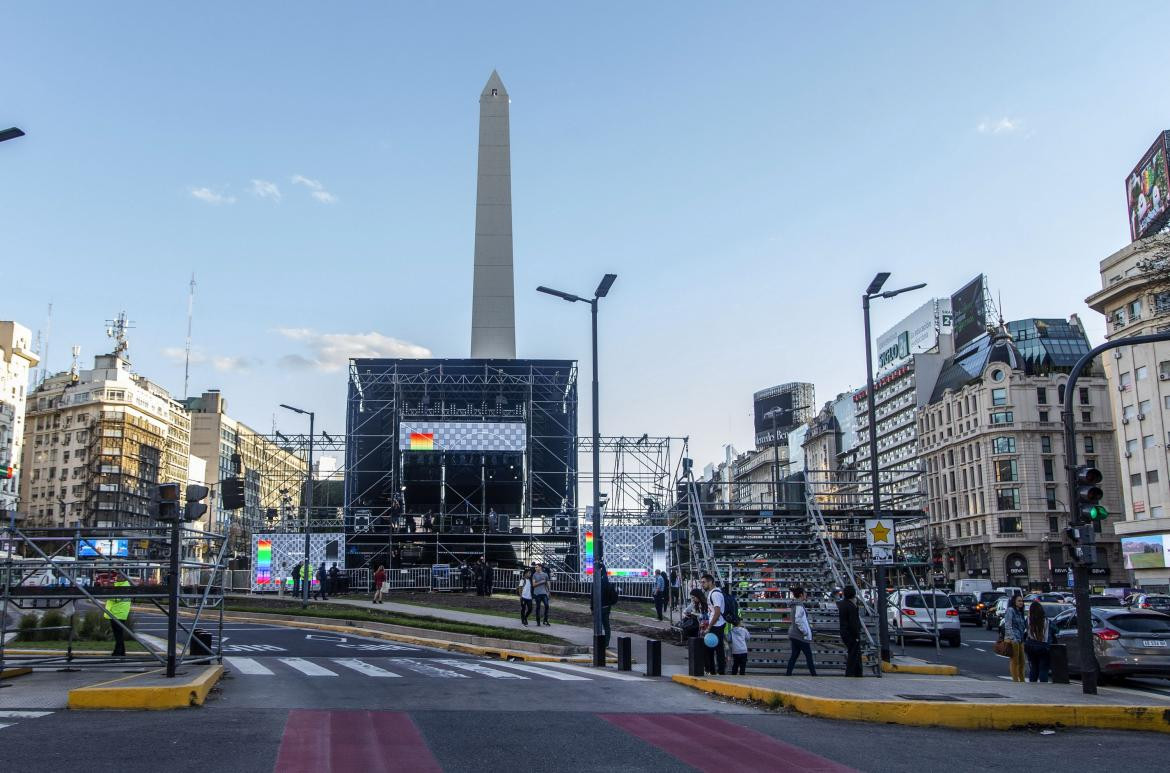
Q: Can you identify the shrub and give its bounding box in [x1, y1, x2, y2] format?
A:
[77, 610, 108, 641]
[15, 613, 39, 642]
[38, 609, 66, 641]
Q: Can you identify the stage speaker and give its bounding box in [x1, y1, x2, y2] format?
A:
[497, 515, 510, 532]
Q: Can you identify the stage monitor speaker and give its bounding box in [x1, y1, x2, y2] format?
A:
[509, 527, 522, 534]
[497, 515, 510, 532]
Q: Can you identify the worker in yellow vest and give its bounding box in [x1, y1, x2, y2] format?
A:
[105, 579, 131, 656]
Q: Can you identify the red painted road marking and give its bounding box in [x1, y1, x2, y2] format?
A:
[273, 710, 442, 773]
[599, 713, 856, 773]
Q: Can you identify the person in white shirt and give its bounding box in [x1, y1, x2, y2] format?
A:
[729, 620, 751, 675]
[786, 586, 817, 676]
[700, 573, 728, 675]
[518, 568, 534, 626]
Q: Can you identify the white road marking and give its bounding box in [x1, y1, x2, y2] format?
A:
[331, 659, 401, 678]
[0, 724, 11, 731]
[394, 659, 469, 678]
[996, 675, 1013, 680]
[487, 660, 593, 681]
[0, 711, 53, 718]
[226, 657, 275, 675]
[975, 648, 986, 653]
[434, 659, 527, 679]
[279, 657, 339, 677]
[539, 662, 645, 681]
[337, 643, 418, 652]
[224, 644, 286, 653]
[305, 634, 347, 642]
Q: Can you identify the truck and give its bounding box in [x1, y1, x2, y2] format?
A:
[953, 579, 992, 595]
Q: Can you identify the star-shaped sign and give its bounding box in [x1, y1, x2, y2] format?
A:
[869, 521, 892, 543]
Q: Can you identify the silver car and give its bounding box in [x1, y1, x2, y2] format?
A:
[1052, 608, 1170, 681]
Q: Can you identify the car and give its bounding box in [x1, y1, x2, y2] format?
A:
[1052, 608, 1170, 682]
[986, 595, 1011, 631]
[1088, 595, 1125, 608]
[1030, 592, 1068, 603]
[977, 590, 1005, 627]
[887, 589, 961, 647]
[997, 601, 1073, 636]
[1125, 594, 1170, 614]
[948, 592, 980, 625]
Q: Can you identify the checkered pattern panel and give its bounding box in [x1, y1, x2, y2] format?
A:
[399, 421, 526, 452]
[250, 532, 345, 592]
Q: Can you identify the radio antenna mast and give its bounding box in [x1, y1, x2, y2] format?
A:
[41, 302, 52, 385]
[184, 273, 196, 399]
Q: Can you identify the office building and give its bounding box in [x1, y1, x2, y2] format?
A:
[0, 321, 38, 513]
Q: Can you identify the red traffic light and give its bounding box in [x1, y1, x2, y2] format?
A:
[156, 482, 181, 520]
[2, 465, 13, 479]
[1076, 465, 1103, 486]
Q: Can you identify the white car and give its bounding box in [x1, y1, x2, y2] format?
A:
[887, 590, 961, 647]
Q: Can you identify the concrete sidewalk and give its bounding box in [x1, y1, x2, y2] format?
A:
[672, 672, 1170, 733]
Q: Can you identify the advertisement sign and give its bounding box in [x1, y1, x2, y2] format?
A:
[580, 522, 664, 579]
[753, 382, 814, 447]
[399, 421, 526, 452]
[1122, 534, 1170, 570]
[875, 298, 954, 373]
[1127, 131, 1170, 241]
[866, 519, 895, 565]
[950, 275, 988, 352]
[77, 538, 128, 557]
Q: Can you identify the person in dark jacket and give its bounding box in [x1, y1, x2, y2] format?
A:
[292, 562, 302, 596]
[314, 562, 329, 601]
[328, 563, 341, 596]
[836, 585, 863, 677]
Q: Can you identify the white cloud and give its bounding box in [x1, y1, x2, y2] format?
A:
[291, 174, 338, 204]
[275, 328, 431, 371]
[976, 117, 1022, 135]
[190, 186, 236, 205]
[250, 179, 282, 201]
[161, 347, 258, 372]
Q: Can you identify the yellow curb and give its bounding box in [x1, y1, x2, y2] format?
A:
[882, 661, 959, 676]
[216, 613, 601, 664]
[670, 675, 1170, 734]
[1, 667, 33, 679]
[68, 665, 223, 710]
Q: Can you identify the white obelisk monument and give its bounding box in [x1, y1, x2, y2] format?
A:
[470, 70, 516, 359]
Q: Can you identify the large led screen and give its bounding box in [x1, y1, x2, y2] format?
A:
[1127, 131, 1170, 241]
[1122, 534, 1170, 570]
[950, 275, 988, 351]
[399, 421, 526, 452]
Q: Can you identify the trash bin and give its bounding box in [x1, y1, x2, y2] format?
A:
[191, 629, 214, 659]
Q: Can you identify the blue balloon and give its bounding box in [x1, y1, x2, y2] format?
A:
[704, 632, 719, 648]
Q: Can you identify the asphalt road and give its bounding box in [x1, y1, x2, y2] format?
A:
[4, 615, 1170, 771]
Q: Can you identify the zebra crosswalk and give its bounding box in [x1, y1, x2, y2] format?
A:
[0, 710, 54, 733]
[223, 656, 636, 683]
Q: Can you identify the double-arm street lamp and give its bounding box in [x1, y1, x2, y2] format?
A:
[0, 127, 24, 143]
[537, 273, 617, 666]
[863, 272, 926, 663]
[280, 403, 315, 608]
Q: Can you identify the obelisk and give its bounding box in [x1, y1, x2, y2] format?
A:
[470, 70, 516, 359]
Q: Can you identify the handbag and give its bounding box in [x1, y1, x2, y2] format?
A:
[993, 636, 1013, 657]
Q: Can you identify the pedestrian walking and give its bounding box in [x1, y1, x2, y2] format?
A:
[836, 585, 864, 677]
[106, 578, 131, 657]
[786, 586, 817, 676]
[532, 563, 551, 625]
[459, 561, 471, 593]
[652, 570, 668, 621]
[590, 562, 619, 650]
[700, 573, 729, 675]
[314, 562, 329, 601]
[373, 564, 386, 604]
[1024, 600, 1052, 683]
[1003, 594, 1028, 682]
[729, 619, 751, 675]
[518, 568, 534, 625]
[292, 561, 302, 597]
[474, 558, 486, 596]
[669, 569, 680, 606]
[484, 560, 495, 596]
[328, 563, 341, 596]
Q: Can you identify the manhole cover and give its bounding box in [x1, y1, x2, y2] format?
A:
[896, 694, 961, 702]
[955, 693, 1008, 699]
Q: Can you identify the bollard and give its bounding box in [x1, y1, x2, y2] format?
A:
[617, 637, 632, 671]
[645, 639, 662, 677]
[1050, 643, 1069, 684]
[687, 637, 705, 676]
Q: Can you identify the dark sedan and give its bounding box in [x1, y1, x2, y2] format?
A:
[949, 593, 980, 625]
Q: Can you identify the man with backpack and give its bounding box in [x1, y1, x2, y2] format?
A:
[700, 573, 729, 675]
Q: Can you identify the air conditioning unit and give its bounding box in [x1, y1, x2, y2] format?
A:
[1125, 451, 1133, 458]
[1118, 384, 1126, 391]
[1122, 418, 1130, 424]
[1138, 414, 1146, 421]
[1113, 350, 1123, 359]
[1160, 374, 1170, 381]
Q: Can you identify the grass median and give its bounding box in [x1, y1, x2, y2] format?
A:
[8, 639, 147, 652]
[224, 598, 568, 645]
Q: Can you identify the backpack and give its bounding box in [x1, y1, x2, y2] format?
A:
[721, 586, 740, 625]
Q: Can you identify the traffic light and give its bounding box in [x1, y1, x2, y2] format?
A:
[1065, 525, 1098, 566]
[221, 477, 246, 511]
[1074, 465, 1108, 523]
[155, 483, 181, 520]
[2, 464, 13, 479]
[184, 484, 210, 522]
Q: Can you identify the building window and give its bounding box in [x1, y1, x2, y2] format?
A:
[1129, 299, 1143, 320]
[1038, 410, 1049, 423]
[1153, 505, 1166, 519]
[1112, 308, 1127, 328]
[1123, 404, 1136, 420]
[990, 411, 1014, 425]
[1049, 515, 1059, 533]
[998, 516, 1023, 533]
[1144, 434, 1156, 449]
[1149, 469, 1161, 485]
[996, 488, 1020, 510]
[995, 460, 1018, 482]
[1036, 387, 1048, 405]
[1136, 366, 1149, 381]
[1058, 384, 1066, 404]
[1045, 487, 1057, 511]
[1079, 387, 1090, 405]
[992, 436, 1016, 454]
[1040, 435, 1052, 454]
[1139, 399, 1152, 416]
[991, 388, 1007, 406]
[1131, 472, 1143, 487]
[1120, 372, 1133, 390]
[1083, 435, 1094, 454]
[990, 369, 1005, 382]
[1043, 458, 1055, 482]
[1126, 438, 1138, 455]
[1081, 411, 1091, 423]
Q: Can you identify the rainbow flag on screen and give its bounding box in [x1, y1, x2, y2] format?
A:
[585, 531, 595, 575]
[256, 539, 272, 585]
[409, 432, 434, 450]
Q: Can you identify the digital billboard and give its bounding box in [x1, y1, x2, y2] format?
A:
[753, 382, 814, 447]
[78, 538, 128, 557]
[875, 298, 953, 374]
[398, 421, 525, 452]
[949, 275, 988, 352]
[1127, 131, 1170, 241]
[1122, 534, 1170, 570]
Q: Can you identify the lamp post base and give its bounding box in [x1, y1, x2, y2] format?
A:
[593, 635, 607, 667]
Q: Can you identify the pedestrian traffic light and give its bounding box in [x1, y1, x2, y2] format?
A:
[155, 483, 181, 520]
[184, 484, 210, 522]
[221, 477, 246, 511]
[1074, 465, 1108, 523]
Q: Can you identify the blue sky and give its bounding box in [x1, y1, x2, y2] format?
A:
[3, 2, 1167, 470]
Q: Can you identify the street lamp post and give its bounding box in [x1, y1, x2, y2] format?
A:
[537, 273, 617, 667]
[280, 404, 314, 608]
[862, 272, 926, 663]
[0, 127, 25, 144]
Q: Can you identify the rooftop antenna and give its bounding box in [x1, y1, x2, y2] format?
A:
[40, 302, 52, 385]
[184, 273, 196, 399]
[69, 345, 81, 383]
[105, 311, 134, 362]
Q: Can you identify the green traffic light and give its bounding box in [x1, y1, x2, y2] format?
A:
[1089, 505, 1109, 521]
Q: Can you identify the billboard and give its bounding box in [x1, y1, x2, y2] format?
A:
[950, 275, 988, 352]
[251, 532, 344, 591]
[875, 298, 953, 374]
[1122, 534, 1170, 570]
[1127, 131, 1170, 241]
[753, 382, 814, 447]
[579, 523, 666, 579]
[398, 421, 525, 452]
[78, 538, 128, 557]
